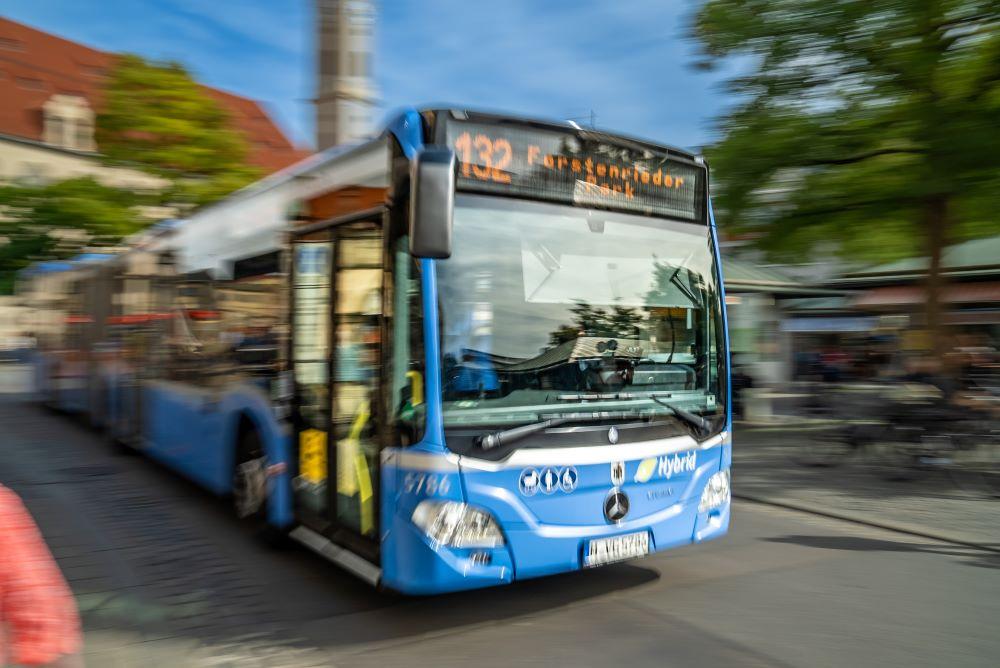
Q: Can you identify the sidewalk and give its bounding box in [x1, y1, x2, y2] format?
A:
[733, 423, 1000, 550]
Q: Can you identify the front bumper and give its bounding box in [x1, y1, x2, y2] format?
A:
[382, 495, 730, 594]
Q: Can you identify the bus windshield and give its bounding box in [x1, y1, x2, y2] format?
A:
[437, 194, 726, 434]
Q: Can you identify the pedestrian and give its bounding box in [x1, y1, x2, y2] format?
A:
[0, 485, 83, 668]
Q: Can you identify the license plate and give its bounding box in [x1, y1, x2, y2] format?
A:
[584, 531, 650, 567]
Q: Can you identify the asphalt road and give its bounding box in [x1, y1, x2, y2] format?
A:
[1, 396, 997, 668]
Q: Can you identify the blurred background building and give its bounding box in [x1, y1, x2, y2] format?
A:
[315, 0, 377, 150]
[832, 235, 1000, 341]
[0, 17, 306, 191]
[3, 3, 996, 423]
[722, 258, 840, 385]
[777, 235, 1000, 365]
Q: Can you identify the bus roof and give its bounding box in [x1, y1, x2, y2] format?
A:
[160, 106, 705, 279]
[424, 108, 703, 162]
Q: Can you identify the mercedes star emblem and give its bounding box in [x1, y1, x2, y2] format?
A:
[604, 488, 630, 523]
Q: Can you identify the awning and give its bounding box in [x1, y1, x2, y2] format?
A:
[853, 281, 1000, 308]
[780, 317, 879, 333]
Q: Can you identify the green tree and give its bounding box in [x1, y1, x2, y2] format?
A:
[0, 178, 144, 293]
[693, 0, 1000, 354]
[548, 302, 644, 346]
[97, 54, 260, 207]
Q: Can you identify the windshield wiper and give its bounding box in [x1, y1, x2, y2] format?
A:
[475, 411, 655, 451]
[651, 396, 710, 436]
[670, 271, 703, 308]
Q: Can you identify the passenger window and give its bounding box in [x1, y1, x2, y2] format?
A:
[333, 225, 382, 538]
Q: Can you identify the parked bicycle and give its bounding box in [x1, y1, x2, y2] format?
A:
[794, 381, 1000, 498]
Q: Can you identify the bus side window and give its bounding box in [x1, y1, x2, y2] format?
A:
[388, 235, 425, 446]
[164, 278, 226, 381]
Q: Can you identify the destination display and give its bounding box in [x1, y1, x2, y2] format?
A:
[445, 120, 705, 221]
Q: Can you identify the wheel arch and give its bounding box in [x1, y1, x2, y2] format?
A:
[221, 384, 295, 528]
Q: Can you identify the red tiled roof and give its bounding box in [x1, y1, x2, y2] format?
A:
[0, 17, 309, 173]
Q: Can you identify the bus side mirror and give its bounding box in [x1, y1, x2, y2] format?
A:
[410, 146, 455, 259]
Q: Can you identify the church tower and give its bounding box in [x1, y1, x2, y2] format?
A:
[315, 0, 377, 150]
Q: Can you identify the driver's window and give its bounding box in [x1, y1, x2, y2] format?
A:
[388, 235, 425, 446]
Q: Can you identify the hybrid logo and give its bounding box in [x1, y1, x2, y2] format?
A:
[634, 451, 698, 483]
[658, 451, 697, 480]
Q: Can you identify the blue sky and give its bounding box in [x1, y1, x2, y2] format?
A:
[3, 0, 740, 151]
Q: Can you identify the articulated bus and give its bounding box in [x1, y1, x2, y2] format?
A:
[27, 109, 732, 594]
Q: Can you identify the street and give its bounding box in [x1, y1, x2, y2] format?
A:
[1, 394, 997, 668]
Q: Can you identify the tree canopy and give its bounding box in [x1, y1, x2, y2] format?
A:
[96, 54, 260, 207]
[692, 0, 1000, 352]
[548, 303, 643, 347]
[693, 0, 1000, 262]
[0, 178, 145, 294]
[0, 55, 264, 293]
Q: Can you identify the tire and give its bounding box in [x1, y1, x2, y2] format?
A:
[233, 427, 289, 547]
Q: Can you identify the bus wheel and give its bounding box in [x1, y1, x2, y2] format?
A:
[233, 427, 288, 547]
[234, 428, 267, 520]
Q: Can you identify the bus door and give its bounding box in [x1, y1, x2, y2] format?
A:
[290, 211, 385, 561]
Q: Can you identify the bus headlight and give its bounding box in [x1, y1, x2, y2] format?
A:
[699, 469, 730, 513]
[411, 501, 505, 548]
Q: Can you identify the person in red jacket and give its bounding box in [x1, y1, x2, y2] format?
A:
[0, 485, 82, 668]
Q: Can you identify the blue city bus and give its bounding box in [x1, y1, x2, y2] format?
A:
[30, 108, 731, 594]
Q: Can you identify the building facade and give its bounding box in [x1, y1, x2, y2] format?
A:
[315, 0, 378, 150]
[0, 17, 307, 190]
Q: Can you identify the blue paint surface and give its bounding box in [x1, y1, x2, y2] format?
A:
[137, 381, 293, 525]
[380, 445, 728, 593]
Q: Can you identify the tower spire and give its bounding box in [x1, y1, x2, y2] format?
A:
[315, 0, 377, 150]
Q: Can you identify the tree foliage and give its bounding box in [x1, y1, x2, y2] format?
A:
[548, 303, 643, 347]
[0, 178, 145, 293]
[97, 54, 260, 207]
[0, 56, 265, 293]
[692, 0, 1000, 351]
[693, 0, 1000, 257]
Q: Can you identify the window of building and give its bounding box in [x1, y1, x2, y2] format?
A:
[42, 95, 95, 151]
[46, 115, 64, 147]
[75, 119, 94, 152]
